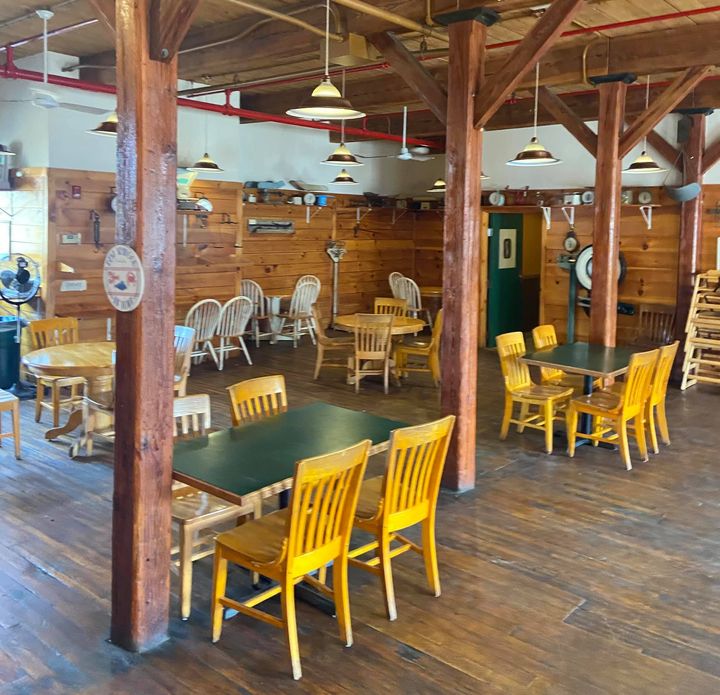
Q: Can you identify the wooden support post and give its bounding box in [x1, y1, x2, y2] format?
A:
[589, 78, 628, 347]
[673, 112, 707, 379]
[110, 0, 179, 651]
[434, 10, 493, 492]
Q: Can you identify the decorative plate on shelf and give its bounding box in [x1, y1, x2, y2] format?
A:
[303, 192, 316, 205]
[489, 191, 505, 206]
[581, 190, 594, 205]
[621, 190, 633, 205]
[638, 190, 653, 205]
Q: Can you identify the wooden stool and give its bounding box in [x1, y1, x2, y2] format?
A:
[0, 389, 20, 458]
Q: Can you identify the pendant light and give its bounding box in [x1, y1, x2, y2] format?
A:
[508, 63, 560, 167]
[287, 0, 365, 121]
[322, 103, 362, 166]
[623, 76, 667, 175]
[0, 145, 16, 157]
[88, 111, 118, 137]
[427, 178, 446, 193]
[481, 172, 490, 180]
[332, 169, 358, 185]
[188, 98, 223, 172]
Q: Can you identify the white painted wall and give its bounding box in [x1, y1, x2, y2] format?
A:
[3, 51, 720, 194]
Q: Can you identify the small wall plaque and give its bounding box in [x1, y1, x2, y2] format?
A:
[60, 280, 87, 292]
[61, 233, 82, 244]
[103, 245, 144, 312]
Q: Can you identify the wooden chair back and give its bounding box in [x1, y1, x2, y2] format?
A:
[374, 297, 408, 317]
[429, 308, 443, 353]
[289, 275, 321, 317]
[380, 415, 455, 532]
[650, 340, 679, 407]
[173, 394, 211, 437]
[240, 278, 266, 318]
[496, 332, 532, 392]
[621, 349, 659, 419]
[636, 303, 676, 346]
[531, 324, 564, 383]
[396, 276, 423, 314]
[354, 314, 393, 361]
[29, 317, 79, 349]
[284, 439, 370, 576]
[310, 304, 332, 345]
[217, 296, 253, 339]
[227, 374, 287, 426]
[388, 272, 404, 299]
[173, 325, 195, 377]
[185, 299, 222, 342]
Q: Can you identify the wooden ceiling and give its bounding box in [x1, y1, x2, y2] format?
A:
[1, 0, 720, 139]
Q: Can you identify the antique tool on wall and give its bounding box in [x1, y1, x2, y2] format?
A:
[326, 241, 347, 325]
[90, 210, 101, 249]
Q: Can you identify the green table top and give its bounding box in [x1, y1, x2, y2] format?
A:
[173, 402, 408, 504]
[522, 342, 639, 378]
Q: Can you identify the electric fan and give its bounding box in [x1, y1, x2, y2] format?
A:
[357, 106, 436, 162]
[0, 254, 41, 398]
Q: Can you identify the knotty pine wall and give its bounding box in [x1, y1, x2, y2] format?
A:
[701, 184, 720, 272]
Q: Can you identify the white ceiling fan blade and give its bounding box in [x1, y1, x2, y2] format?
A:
[30, 90, 60, 109]
[58, 102, 108, 115]
[410, 155, 435, 162]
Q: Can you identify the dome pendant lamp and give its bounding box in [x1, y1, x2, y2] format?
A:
[88, 111, 118, 137]
[287, 0, 365, 121]
[623, 76, 667, 175]
[427, 178, 446, 193]
[508, 63, 561, 167]
[332, 168, 358, 185]
[323, 112, 362, 166]
[188, 98, 223, 173]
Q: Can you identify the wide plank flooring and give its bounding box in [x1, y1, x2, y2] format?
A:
[1, 338, 719, 694]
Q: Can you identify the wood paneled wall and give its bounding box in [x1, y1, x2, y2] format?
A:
[701, 184, 720, 272]
[42, 170, 418, 339]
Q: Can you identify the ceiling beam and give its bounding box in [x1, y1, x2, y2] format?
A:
[537, 86, 597, 157]
[619, 66, 712, 158]
[474, 0, 586, 129]
[149, 0, 202, 62]
[87, 0, 115, 33]
[368, 31, 448, 125]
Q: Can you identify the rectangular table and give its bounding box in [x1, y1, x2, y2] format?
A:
[522, 342, 639, 447]
[173, 401, 408, 507]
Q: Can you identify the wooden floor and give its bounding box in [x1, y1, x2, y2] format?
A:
[1, 338, 720, 694]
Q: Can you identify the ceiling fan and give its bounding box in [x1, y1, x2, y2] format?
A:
[357, 106, 436, 162]
[0, 10, 108, 115]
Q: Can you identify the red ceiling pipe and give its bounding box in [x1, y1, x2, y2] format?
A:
[0, 57, 440, 147]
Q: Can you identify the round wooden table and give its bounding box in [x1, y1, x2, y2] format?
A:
[334, 314, 425, 335]
[23, 342, 115, 440]
[419, 286, 443, 299]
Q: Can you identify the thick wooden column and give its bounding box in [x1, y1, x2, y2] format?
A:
[437, 17, 487, 491]
[673, 111, 707, 378]
[111, 0, 178, 651]
[589, 78, 628, 347]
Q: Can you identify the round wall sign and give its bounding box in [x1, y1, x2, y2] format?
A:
[103, 244, 145, 312]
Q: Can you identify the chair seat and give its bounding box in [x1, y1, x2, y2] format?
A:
[215, 508, 288, 564]
[323, 336, 354, 347]
[38, 375, 86, 386]
[0, 389, 18, 407]
[355, 475, 383, 521]
[571, 388, 622, 414]
[276, 311, 311, 320]
[509, 383, 573, 401]
[171, 487, 245, 522]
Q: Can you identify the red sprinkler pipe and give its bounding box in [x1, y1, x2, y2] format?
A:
[0, 55, 440, 148]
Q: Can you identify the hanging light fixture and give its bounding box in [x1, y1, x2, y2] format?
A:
[623, 76, 667, 175]
[287, 0, 365, 121]
[88, 112, 118, 137]
[427, 178, 446, 193]
[508, 63, 561, 167]
[322, 108, 362, 166]
[332, 168, 358, 185]
[0, 145, 16, 157]
[481, 172, 490, 180]
[188, 97, 223, 172]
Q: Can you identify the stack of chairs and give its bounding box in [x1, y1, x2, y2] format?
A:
[681, 271, 720, 390]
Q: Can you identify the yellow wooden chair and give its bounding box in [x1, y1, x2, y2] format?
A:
[211, 439, 370, 680]
[29, 317, 86, 426]
[395, 308, 443, 386]
[496, 332, 573, 454]
[610, 341, 679, 454]
[311, 304, 353, 379]
[0, 389, 20, 459]
[567, 348, 658, 470]
[348, 415, 455, 621]
[227, 374, 287, 426]
[531, 324, 598, 391]
[349, 314, 395, 394]
[374, 297, 408, 317]
[171, 394, 259, 620]
[173, 325, 195, 397]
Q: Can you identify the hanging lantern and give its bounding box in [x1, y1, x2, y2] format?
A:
[332, 169, 358, 185]
[427, 178, 446, 193]
[88, 112, 118, 137]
